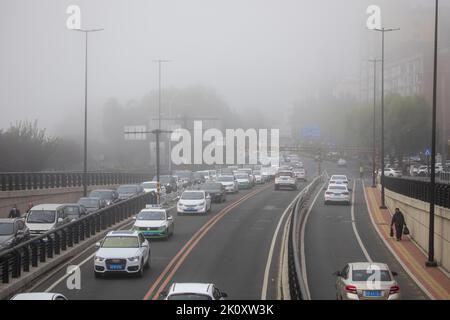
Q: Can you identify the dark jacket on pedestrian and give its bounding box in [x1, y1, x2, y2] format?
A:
[391, 209, 405, 240]
[8, 207, 21, 218]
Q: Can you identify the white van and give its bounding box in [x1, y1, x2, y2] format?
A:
[25, 204, 71, 236]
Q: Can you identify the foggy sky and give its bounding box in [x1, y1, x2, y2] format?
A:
[0, 0, 441, 140]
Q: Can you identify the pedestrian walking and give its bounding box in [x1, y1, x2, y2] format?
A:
[390, 208, 405, 241]
[8, 204, 21, 218]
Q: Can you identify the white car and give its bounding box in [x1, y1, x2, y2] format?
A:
[275, 171, 298, 190]
[177, 190, 211, 215]
[294, 168, 307, 181]
[329, 175, 349, 185]
[162, 283, 228, 300]
[253, 170, 263, 184]
[384, 168, 402, 177]
[217, 175, 239, 193]
[25, 204, 71, 236]
[132, 206, 174, 240]
[337, 159, 347, 167]
[141, 181, 166, 195]
[335, 262, 400, 300]
[324, 184, 351, 205]
[94, 230, 150, 278]
[11, 293, 68, 300]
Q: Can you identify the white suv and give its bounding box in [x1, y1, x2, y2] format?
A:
[94, 230, 150, 278]
[275, 171, 297, 190]
[162, 283, 228, 300]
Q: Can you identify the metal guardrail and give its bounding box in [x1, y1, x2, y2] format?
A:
[0, 191, 157, 284]
[440, 172, 450, 181]
[0, 172, 155, 191]
[383, 176, 450, 209]
[288, 174, 323, 300]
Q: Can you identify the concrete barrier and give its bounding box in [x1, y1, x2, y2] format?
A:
[385, 188, 450, 273]
[0, 185, 119, 218]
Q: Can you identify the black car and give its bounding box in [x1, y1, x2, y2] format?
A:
[63, 204, 88, 221]
[116, 184, 145, 200]
[89, 189, 119, 206]
[77, 197, 106, 213]
[201, 182, 226, 203]
[0, 218, 30, 252]
[192, 172, 206, 184]
[153, 175, 178, 193]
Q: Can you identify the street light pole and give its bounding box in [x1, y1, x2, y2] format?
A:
[369, 59, 381, 188]
[72, 28, 103, 197]
[426, 0, 439, 268]
[374, 27, 400, 209]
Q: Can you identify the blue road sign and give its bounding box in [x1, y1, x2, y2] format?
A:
[300, 126, 321, 139]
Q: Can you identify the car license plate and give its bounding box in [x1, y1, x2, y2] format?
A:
[363, 290, 382, 297]
[109, 264, 124, 270]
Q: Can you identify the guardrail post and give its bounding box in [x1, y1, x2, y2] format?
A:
[31, 242, 38, 267]
[73, 225, 79, 245]
[80, 222, 85, 241]
[12, 251, 21, 278]
[54, 232, 61, 255]
[47, 236, 54, 259]
[39, 240, 46, 263]
[1, 258, 9, 283]
[23, 246, 30, 272]
[67, 228, 73, 248]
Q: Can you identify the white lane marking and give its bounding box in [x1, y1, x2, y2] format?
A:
[277, 209, 292, 299]
[261, 182, 311, 300]
[350, 180, 372, 262]
[300, 179, 326, 300]
[362, 180, 435, 300]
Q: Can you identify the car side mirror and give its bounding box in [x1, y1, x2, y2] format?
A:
[333, 271, 342, 277]
[57, 218, 63, 223]
[206, 195, 211, 199]
[141, 242, 148, 248]
[132, 216, 137, 220]
[168, 216, 173, 221]
[392, 271, 398, 277]
[95, 242, 101, 249]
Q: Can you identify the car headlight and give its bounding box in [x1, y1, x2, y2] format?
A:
[128, 256, 140, 262]
[95, 256, 105, 262]
[198, 202, 205, 207]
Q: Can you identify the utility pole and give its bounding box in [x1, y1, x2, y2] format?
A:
[373, 27, 400, 208]
[368, 59, 382, 188]
[72, 28, 104, 196]
[426, 0, 439, 268]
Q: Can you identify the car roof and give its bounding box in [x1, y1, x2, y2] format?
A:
[107, 230, 139, 236]
[349, 262, 390, 271]
[29, 204, 64, 211]
[11, 293, 65, 300]
[328, 184, 348, 188]
[139, 208, 166, 213]
[169, 283, 213, 295]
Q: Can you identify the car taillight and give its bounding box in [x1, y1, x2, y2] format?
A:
[389, 285, 399, 294]
[345, 285, 357, 294]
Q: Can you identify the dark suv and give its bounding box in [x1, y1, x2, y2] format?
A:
[0, 218, 30, 252]
[201, 182, 227, 203]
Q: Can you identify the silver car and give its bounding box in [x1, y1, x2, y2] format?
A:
[335, 262, 400, 300]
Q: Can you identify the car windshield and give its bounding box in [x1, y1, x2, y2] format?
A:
[235, 174, 249, 179]
[203, 183, 222, 191]
[117, 186, 137, 193]
[137, 211, 165, 221]
[352, 270, 392, 282]
[329, 185, 347, 191]
[0, 223, 14, 235]
[277, 172, 293, 177]
[217, 176, 234, 182]
[78, 198, 99, 208]
[181, 192, 204, 200]
[63, 206, 80, 216]
[167, 294, 212, 300]
[89, 191, 112, 199]
[102, 236, 139, 248]
[27, 210, 56, 224]
[142, 182, 157, 189]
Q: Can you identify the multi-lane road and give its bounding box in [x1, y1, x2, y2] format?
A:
[29, 158, 427, 300]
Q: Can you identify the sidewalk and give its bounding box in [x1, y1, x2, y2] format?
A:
[364, 186, 450, 300]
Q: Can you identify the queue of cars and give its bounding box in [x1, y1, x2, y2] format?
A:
[324, 174, 351, 205]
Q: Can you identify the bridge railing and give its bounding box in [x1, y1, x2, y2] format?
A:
[383, 176, 450, 209]
[0, 191, 157, 285]
[0, 172, 155, 191]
